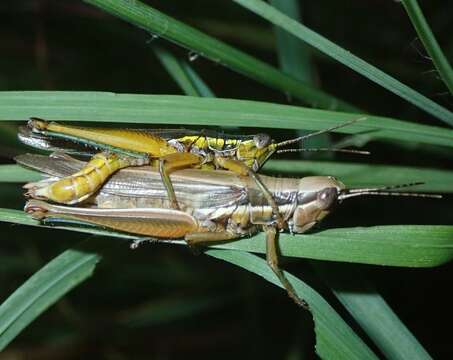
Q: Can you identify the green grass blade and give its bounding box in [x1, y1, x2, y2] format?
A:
[0, 238, 114, 351]
[1, 209, 452, 267]
[314, 263, 432, 360]
[1, 91, 452, 148]
[82, 0, 358, 112]
[400, 0, 453, 95]
[269, 0, 314, 84]
[179, 62, 215, 97]
[232, 0, 453, 126]
[0, 165, 42, 183]
[213, 226, 453, 268]
[264, 160, 453, 193]
[154, 46, 215, 98]
[270, 1, 331, 153]
[271, 0, 335, 155]
[153, 46, 200, 97]
[0, 208, 141, 240]
[206, 250, 378, 359]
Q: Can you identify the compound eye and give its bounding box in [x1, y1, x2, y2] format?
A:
[253, 133, 271, 149]
[317, 187, 338, 210]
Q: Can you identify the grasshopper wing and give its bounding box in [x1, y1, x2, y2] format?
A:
[17, 154, 248, 209]
[15, 153, 85, 177]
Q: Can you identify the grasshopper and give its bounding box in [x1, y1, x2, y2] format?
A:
[18, 153, 439, 308]
[18, 117, 367, 228]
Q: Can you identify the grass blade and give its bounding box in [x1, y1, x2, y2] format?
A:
[206, 250, 378, 359]
[264, 160, 453, 193]
[213, 226, 453, 268]
[153, 46, 201, 97]
[1, 91, 453, 148]
[179, 62, 215, 97]
[0, 208, 142, 240]
[400, 0, 453, 95]
[0, 165, 42, 183]
[269, 0, 314, 84]
[269, 0, 330, 151]
[1, 209, 452, 268]
[314, 263, 432, 360]
[0, 238, 114, 350]
[153, 46, 215, 98]
[232, 0, 453, 125]
[82, 0, 358, 111]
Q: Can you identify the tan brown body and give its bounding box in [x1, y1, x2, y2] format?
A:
[22, 153, 348, 308]
[20, 153, 343, 237]
[20, 153, 435, 308]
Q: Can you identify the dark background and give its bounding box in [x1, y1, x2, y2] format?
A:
[0, 1, 452, 358]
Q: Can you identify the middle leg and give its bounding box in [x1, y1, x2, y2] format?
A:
[159, 152, 203, 210]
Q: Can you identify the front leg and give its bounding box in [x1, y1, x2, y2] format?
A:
[264, 225, 309, 309]
[25, 152, 142, 204]
[214, 157, 285, 229]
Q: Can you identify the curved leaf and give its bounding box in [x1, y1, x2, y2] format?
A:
[1, 209, 452, 267]
[206, 249, 378, 359]
[264, 160, 453, 193]
[232, 0, 453, 125]
[0, 239, 113, 351]
[314, 262, 432, 360]
[400, 0, 453, 94]
[82, 0, 357, 111]
[1, 92, 452, 148]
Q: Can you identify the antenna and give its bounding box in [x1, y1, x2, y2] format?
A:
[276, 148, 370, 155]
[339, 182, 442, 200]
[276, 116, 367, 148]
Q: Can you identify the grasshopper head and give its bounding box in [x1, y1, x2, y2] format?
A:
[237, 133, 277, 171]
[291, 176, 345, 233]
[291, 178, 440, 233]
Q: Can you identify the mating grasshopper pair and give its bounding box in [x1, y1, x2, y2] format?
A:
[18, 118, 435, 307]
[18, 117, 366, 228]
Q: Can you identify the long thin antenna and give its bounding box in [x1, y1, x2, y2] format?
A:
[347, 182, 424, 193]
[339, 182, 442, 200]
[276, 148, 370, 155]
[276, 116, 367, 148]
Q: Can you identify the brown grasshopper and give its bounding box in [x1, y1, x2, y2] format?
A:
[18, 153, 438, 308]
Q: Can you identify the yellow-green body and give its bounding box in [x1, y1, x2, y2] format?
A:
[20, 119, 278, 206]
